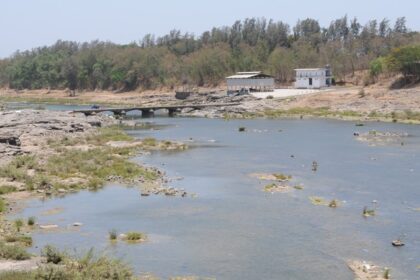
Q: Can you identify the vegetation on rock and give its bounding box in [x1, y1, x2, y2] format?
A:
[0, 241, 31, 260]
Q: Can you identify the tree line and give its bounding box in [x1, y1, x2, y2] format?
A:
[0, 16, 419, 92]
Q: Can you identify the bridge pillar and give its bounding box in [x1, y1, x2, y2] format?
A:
[113, 110, 126, 119]
[141, 109, 154, 118]
[168, 108, 178, 117]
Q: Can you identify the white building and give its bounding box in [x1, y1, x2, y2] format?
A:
[226, 72, 274, 93]
[294, 67, 332, 89]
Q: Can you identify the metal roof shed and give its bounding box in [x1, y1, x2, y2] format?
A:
[226, 72, 274, 93]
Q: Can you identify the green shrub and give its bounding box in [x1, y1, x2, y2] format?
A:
[0, 185, 17, 195]
[109, 229, 117, 241]
[35, 265, 71, 280]
[142, 137, 157, 146]
[125, 232, 146, 242]
[0, 248, 134, 279]
[27, 216, 36, 226]
[384, 268, 391, 279]
[42, 245, 65, 264]
[14, 219, 24, 232]
[273, 173, 292, 181]
[0, 271, 35, 280]
[369, 57, 386, 78]
[5, 235, 33, 246]
[328, 199, 339, 208]
[0, 197, 5, 213]
[0, 242, 31, 260]
[363, 206, 376, 217]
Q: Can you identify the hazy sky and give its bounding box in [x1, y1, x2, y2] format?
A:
[1, 0, 419, 57]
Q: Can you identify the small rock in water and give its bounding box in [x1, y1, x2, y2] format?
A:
[392, 239, 405, 247]
[73, 222, 83, 227]
[119, 234, 127, 239]
[39, 224, 59, 230]
[362, 262, 371, 272]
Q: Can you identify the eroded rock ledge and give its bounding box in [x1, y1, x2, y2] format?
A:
[0, 110, 116, 166]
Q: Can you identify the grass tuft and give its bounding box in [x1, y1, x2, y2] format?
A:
[383, 268, 391, 279]
[363, 206, 376, 217]
[328, 199, 339, 208]
[42, 245, 65, 264]
[5, 235, 33, 246]
[109, 229, 117, 241]
[124, 231, 147, 243]
[309, 196, 328, 206]
[0, 197, 5, 213]
[14, 219, 24, 232]
[273, 173, 292, 181]
[0, 241, 31, 260]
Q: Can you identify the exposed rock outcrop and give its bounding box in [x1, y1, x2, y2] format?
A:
[0, 110, 116, 166]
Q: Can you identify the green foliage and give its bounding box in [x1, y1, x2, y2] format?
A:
[14, 219, 24, 232]
[109, 229, 117, 241]
[0, 185, 17, 195]
[0, 271, 34, 280]
[369, 57, 386, 78]
[0, 248, 135, 280]
[309, 196, 328, 206]
[0, 17, 418, 90]
[0, 197, 5, 213]
[328, 199, 339, 208]
[388, 45, 420, 78]
[45, 148, 155, 183]
[42, 245, 65, 264]
[142, 137, 157, 146]
[0, 128, 159, 194]
[124, 232, 146, 242]
[85, 127, 134, 145]
[27, 216, 36, 226]
[293, 185, 304, 190]
[5, 235, 33, 246]
[264, 183, 278, 192]
[384, 268, 391, 279]
[0, 241, 31, 260]
[363, 206, 376, 217]
[273, 173, 292, 181]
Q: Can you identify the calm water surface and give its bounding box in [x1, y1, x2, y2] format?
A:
[10, 104, 420, 279]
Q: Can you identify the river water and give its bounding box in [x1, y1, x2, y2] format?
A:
[8, 103, 420, 279]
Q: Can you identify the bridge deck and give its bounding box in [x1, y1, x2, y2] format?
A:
[72, 102, 240, 115]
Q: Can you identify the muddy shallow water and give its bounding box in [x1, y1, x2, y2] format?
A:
[9, 106, 420, 279]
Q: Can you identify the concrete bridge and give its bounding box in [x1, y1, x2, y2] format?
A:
[72, 103, 240, 117]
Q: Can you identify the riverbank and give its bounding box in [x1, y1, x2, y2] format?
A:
[1, 83, 420, 124]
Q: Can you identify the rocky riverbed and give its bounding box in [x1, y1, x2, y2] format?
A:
[0, 110, 116, 166]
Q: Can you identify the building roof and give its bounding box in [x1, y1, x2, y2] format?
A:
[226, 71, 273, 79]
[294, 68, 326, 71]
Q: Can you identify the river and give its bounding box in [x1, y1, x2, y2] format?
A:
[7, 103, 420, 279]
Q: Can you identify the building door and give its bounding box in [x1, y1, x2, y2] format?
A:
[309, 78, 313, 86]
